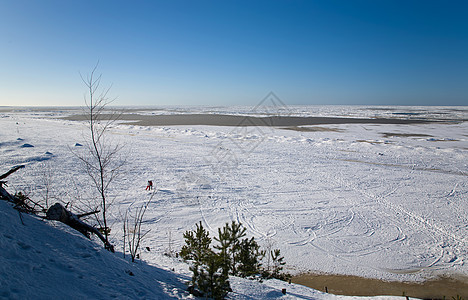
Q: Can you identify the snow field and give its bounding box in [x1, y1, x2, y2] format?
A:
[0, 187, 403, 299]
[1, 107, 467, 285]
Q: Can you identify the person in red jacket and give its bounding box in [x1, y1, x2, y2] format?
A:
[146, 180, 153, 191]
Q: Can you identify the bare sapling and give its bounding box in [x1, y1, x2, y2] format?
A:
[124, 190, 155, 262]
[165, 230, 175, 257]
[263, 237, 275, 273]
[35, 161, 65, 211]
[73, 64, 125, 251]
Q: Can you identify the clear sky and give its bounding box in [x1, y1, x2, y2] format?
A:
[1, 0, 467, 106]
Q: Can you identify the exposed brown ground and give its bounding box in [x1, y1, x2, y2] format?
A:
[292, 273, 468, 299]
[63, 113, 433, 126]
[356, 139, 389, 144]
[280, 126, 344, 132]
[381, 132, 433, 138]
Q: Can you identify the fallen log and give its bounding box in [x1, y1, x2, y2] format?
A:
[0, 166, 114, 252]
[0, 165, 26, 200]
[0, 165, 25, 181]
[46, 203, 114, 252]
[0, 165, 31, 209]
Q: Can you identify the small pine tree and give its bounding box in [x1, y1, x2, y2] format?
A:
[225, 221, 246, 275]
[214, 225, 232, 279]
[180, 221, 212, 290]
[197, 250, 230, 300]
[181, 221, 231, 298]
[182, 221, 291, 297]
[270, 249, 290, 281]
[237, 237, 264, 278]
[180, 221, 211, 262]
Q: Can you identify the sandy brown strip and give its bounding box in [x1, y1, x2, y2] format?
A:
[381, 132, 433, 138]
[63, 113, 433, 126]
[292, 273, 468, 298]
[280, 126, 344, 132]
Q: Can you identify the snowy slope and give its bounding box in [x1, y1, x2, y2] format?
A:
[0, 200, 404, 299]
[0, 200, 188, 299]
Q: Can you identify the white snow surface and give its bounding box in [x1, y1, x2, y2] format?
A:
[1, 105, 467, 298]
[0, 190, 400, 299]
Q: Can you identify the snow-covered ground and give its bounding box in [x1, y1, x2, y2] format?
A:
[1, 197, 407, 299]
[1, 105, 467, 297]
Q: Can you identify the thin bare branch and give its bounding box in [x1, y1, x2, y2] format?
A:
[72, 65, 124, 251]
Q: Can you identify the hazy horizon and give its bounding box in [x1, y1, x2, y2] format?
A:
[1, 103, 468, 108]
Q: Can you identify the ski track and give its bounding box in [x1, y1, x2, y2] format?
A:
[336, 165, 468, 247]
[312, 149, 467, 274]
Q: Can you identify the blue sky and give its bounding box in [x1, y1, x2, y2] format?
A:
[1, 0, 467, 106]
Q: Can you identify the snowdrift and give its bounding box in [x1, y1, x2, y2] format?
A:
[0, 200, 188, 299]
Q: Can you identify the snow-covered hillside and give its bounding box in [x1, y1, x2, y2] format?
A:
[0, 199, 188, 299]
[0, 200, 405, 299]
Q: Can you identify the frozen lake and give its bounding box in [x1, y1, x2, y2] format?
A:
[1, 105, 467, 282]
